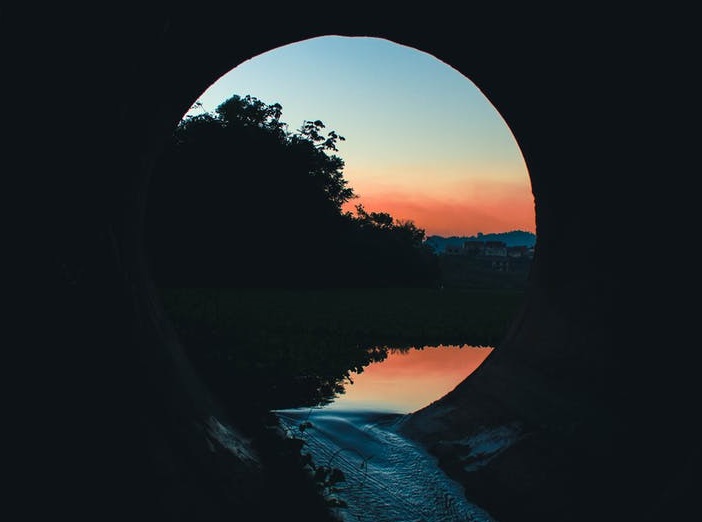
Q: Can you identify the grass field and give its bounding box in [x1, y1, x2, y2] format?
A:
[161, 286, 525, 349]
[155, 285, 528, 517]
[160, 286, 526, 412]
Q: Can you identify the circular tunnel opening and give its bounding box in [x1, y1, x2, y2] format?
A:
[142, 35, 536, 520]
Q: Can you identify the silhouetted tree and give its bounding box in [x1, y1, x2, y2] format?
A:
[145, 94, 439, 288]
[288, 119, 355, 210]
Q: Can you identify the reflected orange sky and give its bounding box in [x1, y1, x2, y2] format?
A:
[325, 345, 494, 414]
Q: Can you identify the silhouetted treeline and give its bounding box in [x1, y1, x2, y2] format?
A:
[145, 95, 439, 288]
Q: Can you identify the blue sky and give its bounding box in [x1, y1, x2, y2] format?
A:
[184, 35, 534, 237]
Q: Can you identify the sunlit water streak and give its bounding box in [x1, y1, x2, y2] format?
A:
[273, 346, 501, 522]
[276, 409, 496, 522]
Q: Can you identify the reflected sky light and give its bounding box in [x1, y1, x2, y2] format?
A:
[185, 36, 534, 237]
[323, 345, 494, 414]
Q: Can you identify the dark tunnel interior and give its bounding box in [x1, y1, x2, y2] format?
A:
[11, 5, 700, 522]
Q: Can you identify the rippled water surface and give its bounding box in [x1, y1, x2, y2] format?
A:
[274, 346, 498, 522]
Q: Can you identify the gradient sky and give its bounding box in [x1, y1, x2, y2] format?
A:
[324, 345, 494, 413]
[185, 36, 535, 237]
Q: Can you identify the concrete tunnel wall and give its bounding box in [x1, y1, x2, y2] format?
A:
[16, 5, 699, 522]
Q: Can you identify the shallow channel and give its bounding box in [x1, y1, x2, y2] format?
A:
[274, 345, 499, 522]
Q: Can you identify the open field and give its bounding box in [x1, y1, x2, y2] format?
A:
[161, 286, 525, 351]
[157, 285, 527, 517]
[160, 286, 526, 412]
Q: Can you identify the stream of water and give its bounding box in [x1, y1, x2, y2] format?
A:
[274, 345, 499, 522]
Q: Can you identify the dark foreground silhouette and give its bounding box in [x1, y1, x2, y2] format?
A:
[15, 6, 699, 522]
[145, 94, 439, 290]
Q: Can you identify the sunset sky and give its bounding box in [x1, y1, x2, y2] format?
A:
[185, 35, 535, 237]
[324, 345, 494, 413]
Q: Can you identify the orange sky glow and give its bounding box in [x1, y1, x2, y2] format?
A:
[326, 345, 494, 413]
[189, 36, 536, 238]
[342, 172, 535, 237]
[343, 191, 535, 238]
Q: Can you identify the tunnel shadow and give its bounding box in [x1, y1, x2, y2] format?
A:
[19, 7, 699, 522]
[140, 37, 536, 521]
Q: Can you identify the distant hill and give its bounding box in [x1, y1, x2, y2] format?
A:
[425, 230, 536, 254]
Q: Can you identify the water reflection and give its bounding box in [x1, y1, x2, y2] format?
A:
[274, 344, 497, 522]
[325, 345, 493, 414]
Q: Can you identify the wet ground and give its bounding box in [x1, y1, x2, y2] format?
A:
[275, 408, 497, 522]
[269, 346, 501, 521]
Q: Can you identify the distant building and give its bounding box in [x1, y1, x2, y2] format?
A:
[442, 239, 533, 271]
[483, 241, 507, 257]
[445, 244, 463, 255]
[507, 245, 532, 258]
[485, 256, 510, 271]
[463, 241, 484, 256]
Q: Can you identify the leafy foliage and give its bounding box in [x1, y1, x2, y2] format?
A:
[145, 94, 439, 288]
